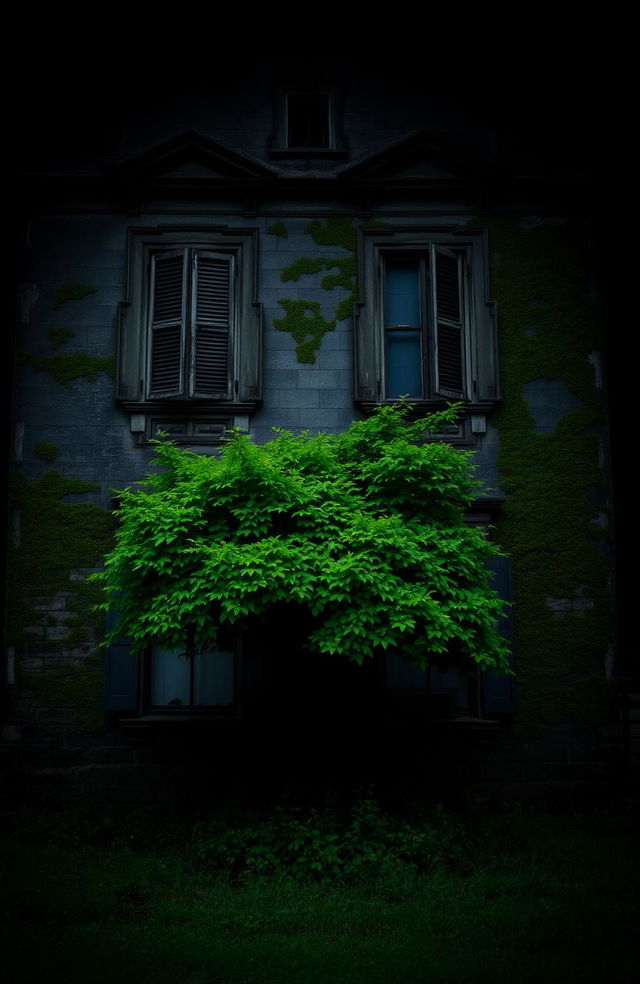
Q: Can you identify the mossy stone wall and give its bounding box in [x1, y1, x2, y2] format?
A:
[484, 216, 613, 734]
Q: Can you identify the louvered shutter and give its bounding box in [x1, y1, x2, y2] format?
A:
[433, 248, 465, 399]
[103, 610, 139, 711]
[482, 556, 516, 715]
[149, 250, 187, 397]
[192, 251, 232, 397]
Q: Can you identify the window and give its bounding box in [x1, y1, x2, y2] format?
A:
[355, 226, 499, 411]
[270, 84, 346, 157]
[384, 556, 515, 718]
[287, 92, 331, 149]
[385, 650, 474, 717]
[117, 226, 262, 443]
[148, 644, 235, 710]
[103, 609, 238, 715]
[148, 248, 234, 400]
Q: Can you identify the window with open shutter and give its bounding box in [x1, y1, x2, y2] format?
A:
[355, 226, 498, 414]
[380, 245, 466, 402]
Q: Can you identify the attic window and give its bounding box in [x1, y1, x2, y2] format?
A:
[287, 92, 330, 148]
[270, 85, 346, 158]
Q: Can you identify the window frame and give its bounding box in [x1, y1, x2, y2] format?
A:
[354, 225, 499, 413]
[117, 225, 262, 444]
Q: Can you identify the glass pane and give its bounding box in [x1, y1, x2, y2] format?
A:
[195, 648, 234, 706]
[385, 330, 422, 398]
[385, 262, 420, 326]
[150, 646, 190, 706]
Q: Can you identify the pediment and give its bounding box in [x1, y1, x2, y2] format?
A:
[338, 130, 492, 183]
[110, 131, 278, 184]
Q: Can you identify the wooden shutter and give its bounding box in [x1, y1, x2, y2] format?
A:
[482, 556, 516, 715]
[103, 610, 139, 711]
[149, 250, 187, 397]
[192, 251, 232, 397]
[433, 248, 465, 399]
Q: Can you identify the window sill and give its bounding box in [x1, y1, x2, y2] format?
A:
[269, 148, 347, 159]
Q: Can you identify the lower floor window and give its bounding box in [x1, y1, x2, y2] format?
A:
[149, 645, 235, 708]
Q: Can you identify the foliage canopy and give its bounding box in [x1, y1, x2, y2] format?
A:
[96, 404, 509, 671]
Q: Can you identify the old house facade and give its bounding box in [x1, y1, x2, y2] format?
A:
[2, 60, 630, 804]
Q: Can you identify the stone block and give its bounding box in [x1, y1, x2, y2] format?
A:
[319, 389, 355, 410]
[260, 408, 300, 428]
[298, 408, 347, 429]
[69, 568, 98, 582]
[264, 350, 299, 370]
[261, 268, 291, 289]
[315, 348, 350, 371]
[297, 369, 340, 390]
[21, 659, 43, 672]
[277, 389, 320, 409]
[31, 596, 66, 611]
[263, 369, 299, 389]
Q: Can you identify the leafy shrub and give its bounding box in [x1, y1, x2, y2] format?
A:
[95, 403, 509, 675]
[190, 799, 475, 885]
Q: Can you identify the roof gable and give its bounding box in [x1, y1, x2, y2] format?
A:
[338, 130, 493, 183]
[110, 131, 278, 184]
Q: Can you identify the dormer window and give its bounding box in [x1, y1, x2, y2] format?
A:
[287, 92, 330, 149]
[270, 84, 346, 157]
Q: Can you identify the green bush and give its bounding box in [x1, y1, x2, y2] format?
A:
[190, 799, 475, 885]
[96, 403, 509, 675]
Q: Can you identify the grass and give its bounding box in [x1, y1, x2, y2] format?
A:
[1, 801, 639, 984]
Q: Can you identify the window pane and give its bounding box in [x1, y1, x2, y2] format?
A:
[150, 646, 190, 706]
[385, 330, 422, 398]
[385, 262, 420, 326]
[195, 648, 234, 706]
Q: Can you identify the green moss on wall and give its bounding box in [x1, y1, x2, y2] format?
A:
[306, 216, 358, 252]
[481, 217, 613, 734]
[8, 469, 116, 636]
[274, 299, 336, 363]
[8, 468, 116, 728]
[19, 351, 116, 386]
[47, 327, 75, 350]
[34, 442, 59, 462]
[21, 660, 103, 732]
[267, 221, 288, 238]
[276, 217, 360, 362]
[52, 283, 97, 310]
[19, 325, 115, 387]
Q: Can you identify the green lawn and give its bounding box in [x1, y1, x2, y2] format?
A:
[1, 803, 638, 984]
